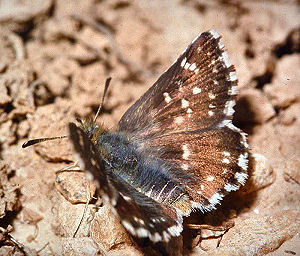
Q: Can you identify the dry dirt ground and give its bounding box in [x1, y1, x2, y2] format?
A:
[0, 0, 299, 255]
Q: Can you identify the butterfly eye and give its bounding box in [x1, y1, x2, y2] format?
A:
[86, 125, 98, 139]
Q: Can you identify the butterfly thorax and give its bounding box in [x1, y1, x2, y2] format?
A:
[96, 133, 139, 171]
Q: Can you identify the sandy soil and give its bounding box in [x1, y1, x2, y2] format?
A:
[0, 0, 299, 255]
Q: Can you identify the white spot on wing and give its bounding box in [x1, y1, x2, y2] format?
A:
[168, 224, 182, 236]
[180, 57, 187, 67]
[218, 119, 231, 128]
[122, 220, 136, 235]
[209, 29, 220, 39]
[149, 232, 162, 243]
[224, 183, 239, 192]
[187, 108, 193, 113]
[228, 85, 239, 95]
[187, 108, 193, 118]
[123, 195, 132, 201]
[229, 72, 238, 81]
[224, 100, 236, 116]
[208, 92, 216, 99]
[189, 62, 197, 71]
[254, 208, 260, 214]
[209, 192, 224, 206]
[184, 62, 191, 70]
[174, 80, 183, 91]
[206, 176, 214, 182]
[174, 116, 184, 124]
[136, 227, 149, 237]
[223, 151, 231, 156]
[218, 41, 225, 49]
[238, 152, 249, 171]
[181, 163, 188, 170]
[163, 92, 171, 103]
[182, 144, 190, 160]
[240, 132, 249, 148]
[191, 201, 216, 213]
[208, 110, 214, 116]
[163, 231, 171, 242]
[193, 86, 201, 94]
[222, 158, 230, 164]
[134, 217, 145, 225]
[221, 51, 231, 68]
[181, 99, 189, 108]
[235, 172, 248, 185]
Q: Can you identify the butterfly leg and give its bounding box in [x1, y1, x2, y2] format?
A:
[186, 221, 234, 251]
[73, 180, 92, 238]
[55, 161, 80, 174]
[186, 220, 234, 231]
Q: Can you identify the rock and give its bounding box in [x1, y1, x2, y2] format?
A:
[264, 55, 300, 109]
[55, 171, 97, 204]
[106, 247, 144, 256]
[0, 161, 20, 219]
[50, 237, 98, 256]
[90, 204, 133, 251]
[22, 207, 43, 224]
[53, 195, 95, 238]
[0, 0, 53, 23]
[241, 153, 275, 194]
[192, 211, 300, 256]
[0, 83, 12, 106]
[284, 158, 300, 185]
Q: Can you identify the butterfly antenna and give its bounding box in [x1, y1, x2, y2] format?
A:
[93, 77, 112, 123]
[22, 135, 68, 148]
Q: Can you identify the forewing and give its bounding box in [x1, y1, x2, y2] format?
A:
[68, 123, 182, 243]
[119, 30, 239, 138]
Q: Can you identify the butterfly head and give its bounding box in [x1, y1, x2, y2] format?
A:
[76, 117, 107, 143]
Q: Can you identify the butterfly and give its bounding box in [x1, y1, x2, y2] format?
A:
[68, 30, 249, 243]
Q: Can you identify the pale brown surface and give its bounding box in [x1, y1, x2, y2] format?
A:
[0, 1, 299, 255]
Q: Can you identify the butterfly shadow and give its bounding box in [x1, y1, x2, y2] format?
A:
[233, 93, 269, 136]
